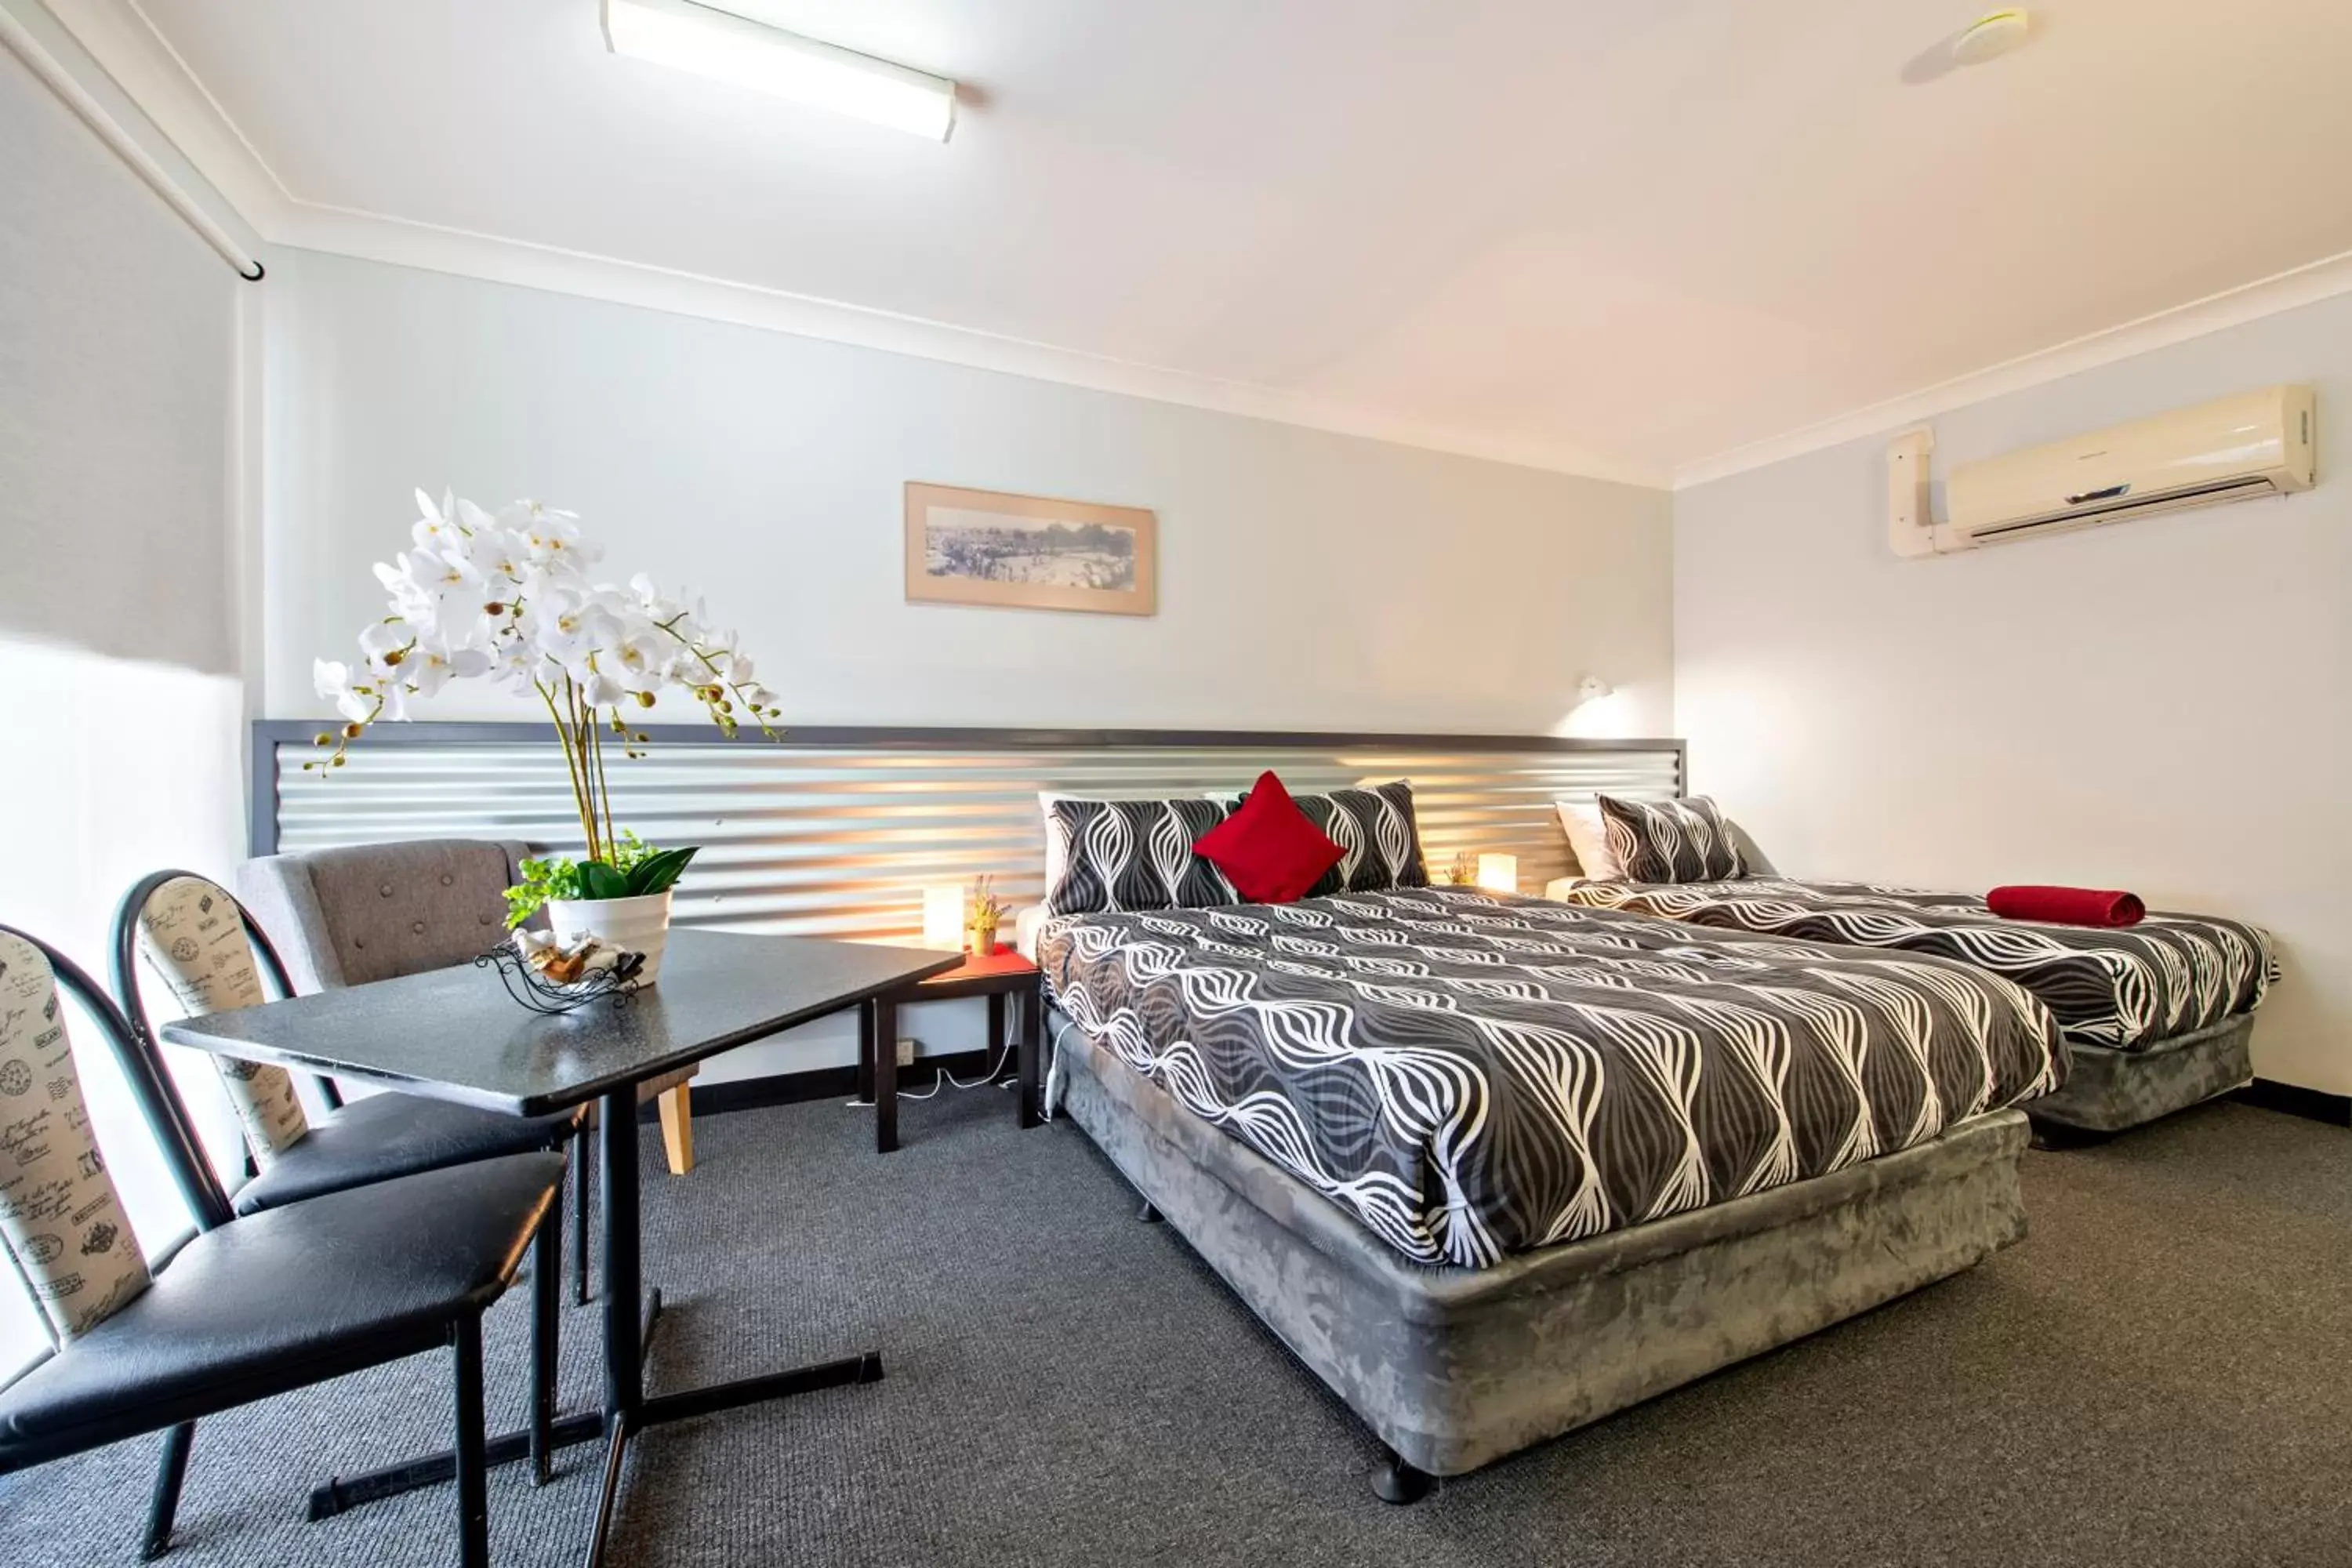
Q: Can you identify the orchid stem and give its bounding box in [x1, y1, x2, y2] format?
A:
[539, 677, 597, 863]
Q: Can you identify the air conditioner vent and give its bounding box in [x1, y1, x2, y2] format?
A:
[1894, 386, 2318, 557]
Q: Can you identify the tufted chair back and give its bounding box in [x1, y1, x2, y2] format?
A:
[235, 840, 531, 993]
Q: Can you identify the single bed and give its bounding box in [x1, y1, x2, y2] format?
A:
[1546, 876, 2275, 1136]
[1036, 887, 2062, 1494]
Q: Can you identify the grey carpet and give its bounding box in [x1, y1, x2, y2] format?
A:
[3, 1088, 2347, 1566]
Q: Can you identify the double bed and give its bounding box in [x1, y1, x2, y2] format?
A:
[1548, 877, 2275, 1136]
[1036, 885, 2064, 1493]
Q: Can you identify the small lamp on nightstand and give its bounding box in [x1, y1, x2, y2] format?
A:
[921, 883, 967, 950]
[1476, 853, 1518, 895]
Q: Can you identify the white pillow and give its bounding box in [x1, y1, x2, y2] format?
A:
[1553, 799, 1621, 880]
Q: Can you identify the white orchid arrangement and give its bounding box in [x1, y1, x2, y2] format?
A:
[314, 489, 780, 917]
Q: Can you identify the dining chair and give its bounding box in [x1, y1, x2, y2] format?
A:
[111, 870, 576, 1450]
[235, 840, 698, 1301]
[0, 924, 565, 1566]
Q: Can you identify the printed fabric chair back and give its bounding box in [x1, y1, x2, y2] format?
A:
[0, 929, 152, 1343]
[128, 875, 309, 1167]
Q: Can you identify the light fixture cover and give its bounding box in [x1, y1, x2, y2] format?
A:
[602, 0, 957, 141]
[922, 884, 967, 949]
[1951, 9, 2031, 67]
[1475, 854, 1519, 895]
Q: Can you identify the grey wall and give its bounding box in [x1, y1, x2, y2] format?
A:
[260, 249, 1674, 737]
[258, 247, 1679, 1082]
[1675, 292, 2351, 1094]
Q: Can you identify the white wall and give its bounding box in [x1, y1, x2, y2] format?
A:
[262, 249, 1674, 736]
[1675, 292, 2351, 1094]
[260, 249, 1676, 1079]
[0, 37, 246, 1374]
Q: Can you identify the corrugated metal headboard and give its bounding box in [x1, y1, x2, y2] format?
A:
[253, 724, 1685, 942]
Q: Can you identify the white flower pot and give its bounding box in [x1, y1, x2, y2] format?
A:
[547, 891, 673, 985]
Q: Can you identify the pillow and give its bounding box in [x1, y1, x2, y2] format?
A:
[1595, 794, 1744, 883]
[1042, 794, 1238, 916]
[1553, 799, 1621, 880]
[1279, 780, 1428, 896]
[1193, 771, 1345, 904]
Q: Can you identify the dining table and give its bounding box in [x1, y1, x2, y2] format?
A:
[162, 927, 962, 1567]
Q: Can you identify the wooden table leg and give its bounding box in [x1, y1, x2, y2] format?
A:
[1018, 980, 1042, 1129]
[873, 992, 898, 1154]
[657, 1085, 695, 1175]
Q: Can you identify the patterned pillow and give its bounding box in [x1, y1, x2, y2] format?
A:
[1595, 794, 1744, 883]
[1042, 796, 1239, 916]
[135, 875, 309, 1166]
[1283, 781, 1428, 896]
[0, 932, 153, 1339]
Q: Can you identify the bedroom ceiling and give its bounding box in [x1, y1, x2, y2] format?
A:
[103, 0, 2352, 481]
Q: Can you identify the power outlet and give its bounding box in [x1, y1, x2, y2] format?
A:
[895, 1037, 915, 1068]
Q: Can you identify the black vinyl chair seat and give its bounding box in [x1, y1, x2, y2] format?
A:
[232, 1094, 586, 1217]
[0, 1153, 564, 1467]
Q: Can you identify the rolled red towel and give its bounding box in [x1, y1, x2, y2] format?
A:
[1986, 885, 2146, 927]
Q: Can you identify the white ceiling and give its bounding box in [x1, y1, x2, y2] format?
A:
[106, 0, 2352, 481]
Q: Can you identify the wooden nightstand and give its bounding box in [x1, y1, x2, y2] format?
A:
[856, 946, 1042, 1153]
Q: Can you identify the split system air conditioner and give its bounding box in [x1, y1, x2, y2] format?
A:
[1888, 385, 2316, 557]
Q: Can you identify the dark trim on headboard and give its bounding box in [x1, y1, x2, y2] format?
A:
[249, 723, 283, 863]
[252, 719, 1686, 754]
[247, 720, 1688, 857]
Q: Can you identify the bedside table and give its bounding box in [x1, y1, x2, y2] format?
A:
[857, 946, 1042, 1153]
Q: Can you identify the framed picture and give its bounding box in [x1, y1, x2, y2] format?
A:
[904, 482, 1157, 616]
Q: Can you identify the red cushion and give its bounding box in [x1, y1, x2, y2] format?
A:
[1986, 885, 2146, 927]
[1193, 771, 1345, 904]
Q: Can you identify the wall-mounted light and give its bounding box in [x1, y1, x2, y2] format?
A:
[922, 884, 967, 949]
[1476, 854, 1519, 895]
[602, 0, 958, 141]
[1575, 674, 1614, 706]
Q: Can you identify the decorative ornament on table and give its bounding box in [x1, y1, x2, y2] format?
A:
[313, 488, 782, 986]
[967, 874, 1007, 956]
[479, 928, 645, 1014]
[1446, 851, 1478, 887]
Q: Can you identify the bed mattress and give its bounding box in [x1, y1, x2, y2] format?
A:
[1552, 878, 2274, 1051]
[1054, 1012, 2031, 1478]
[1036, 888, 2062, 1269]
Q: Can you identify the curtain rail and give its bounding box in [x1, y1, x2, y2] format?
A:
[0, 4, 263, 281]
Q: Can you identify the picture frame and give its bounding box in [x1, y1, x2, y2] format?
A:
[903, 481, 1157, 616]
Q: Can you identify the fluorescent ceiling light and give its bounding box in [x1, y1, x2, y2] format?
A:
[601, 0, 956, 141]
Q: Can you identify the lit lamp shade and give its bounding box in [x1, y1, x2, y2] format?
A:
[921, 884, 967, 949]
[1475, 854, 1518, 895]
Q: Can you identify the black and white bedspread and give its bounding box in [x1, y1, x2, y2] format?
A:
[1553, 879, 2274, 1052]
[1037, 889, 2063, 1269]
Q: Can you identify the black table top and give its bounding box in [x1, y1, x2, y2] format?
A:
[161, 929, 964, 1116]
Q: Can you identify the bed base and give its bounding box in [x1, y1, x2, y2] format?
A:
[1053, 1015, 2031, 1492]
[2023, 1014, 2255, 1138]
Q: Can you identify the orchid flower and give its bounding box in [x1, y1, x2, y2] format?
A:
[309, 490, 782, 863]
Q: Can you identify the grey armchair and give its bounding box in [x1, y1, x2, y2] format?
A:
[236, 840, 698, 1301]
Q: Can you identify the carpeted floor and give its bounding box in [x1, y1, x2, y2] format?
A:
[3, 1087, 2347, 1567]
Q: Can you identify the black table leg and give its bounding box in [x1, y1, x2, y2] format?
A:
[986, 992, 1006, 1076]
[585, 1086, 643, 1566]
[855, 998, 875, 1104]
[873, 993, 898, 1153]
[307, 1072, 888, 1562]
[579, 1083, 884, 1566]
[1018, 980, 1043, 1129]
